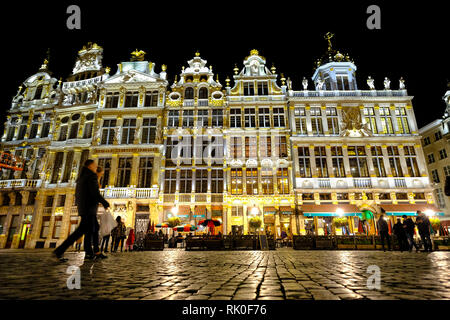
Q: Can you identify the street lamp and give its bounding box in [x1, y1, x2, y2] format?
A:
[251, 205, 259, 216]
[336, 208, 344, 217]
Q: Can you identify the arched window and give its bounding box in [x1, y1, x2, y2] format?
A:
[185, 87, 194, 99]
[198, 87, 208, 99]
[34, 85, 43, 100]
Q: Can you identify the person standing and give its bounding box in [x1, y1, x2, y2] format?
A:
[52, 159, 110, 262]
[402, 215, 419, 252]
[393, 218, 407, 252]
[75, 235, 83, 252]
[416, 211, 433, 252]
[113, 216, 126, 252]
[376, 214, 391, 251]
[125, 228, 135, 252]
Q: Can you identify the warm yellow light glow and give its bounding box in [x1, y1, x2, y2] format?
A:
[336, 208, 344, 216]
[424, 210, 434, 217]
[171, 207, 178, 215]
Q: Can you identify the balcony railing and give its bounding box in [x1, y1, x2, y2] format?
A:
[353, 178, 373, 188]
[318, 179, 331, 188]
[394, 178, 407, 188]
[291, 89, 407, 98]
[198, 99, 209, 106]
[0, 179, 42, 189]
[183, 99, 194, 106]
[101, 187, 159, 199]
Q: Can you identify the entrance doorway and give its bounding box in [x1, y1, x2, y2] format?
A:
[5, 215, 19, 248]
[135, 213, 149, 244]
[18, 223, 31, 248]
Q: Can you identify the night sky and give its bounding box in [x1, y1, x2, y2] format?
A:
[1, 1, 448, 133]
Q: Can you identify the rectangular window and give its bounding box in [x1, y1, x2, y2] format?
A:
[277, 168, 289, 194]
[439, 149, 448, 160]
[294, 107, 307, 135]
[179, 169, 192, 193]
[245, 137, 257, 159]
[17, 117, 28, 140]
[331, 146, 345, 177]
[428, 153, 435, 164]
[261, 169, 273, 194]
[244, 108, 256, 128]
[260, 136, 271, 158]
[52, 216, 63, 239]
[246, 168, 258, 195]
[404, 146, 420, 177]
[182, 110, 194, 128]
[195, 169, 208, 193]
[232, 206, 243, 217]
[124, 91, 139, 108]
[326, 107, 339, 135]
[348, 146, 369, 177]
[142, 118, 157, 144]
[211, 169, 224, 193]
[231, 168, 243, 195]
[435, 131, 442, 141]
[257, 82, 268, 95]
[101, 119, 117, 145]
[121, 119, 136, 144]
[244, 82, 254, 96]
[29, 116, 39, 139]
[274, 136, 287, 158]
[68, 122, 79, 139]
[379, 107, 394, 134]
[45, 195, 54, 208]
[424, 137, 431, 146]
[273, 108, 285, 127]
[387, 146, 404, 177]
[82, 122, 93, 139]
[138, 157, 153, 188]
[310, 107, 323, 135]
[436, 189, 446, 208]
[51, 152, 64, 183]
[164, 169, 177, 193]
[371, 146, 386, 177]
[41, 121, 50, 138]
[61, 151, 74, 183]
[168, 110, 179, 127]
[432, 169, 440, 183]
[363, 107, 378, 134]
[230, 137, 242, 158]
[58, 125, 68, 141]
[144, 90, 158, 107]
[230, 109, 242, 128]
[116, 157, 132, 187]
[444, 165, 450, 178]
[314, 147, 328, 178]
[97, 158, 111, 188]
[197, 110, 209, 127]
[212, 109, 223, 127]
[258, 108, 270, 128]
[105, 92, 119, 108]
[40, 216, 51, 238]
[395, 107, 410, 134]
[298, 147, 311, 178]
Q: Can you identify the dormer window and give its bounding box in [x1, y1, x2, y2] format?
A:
[34, 85, 43, 100]
[243, 82, 254, 96]
[257, 82, 268, 95]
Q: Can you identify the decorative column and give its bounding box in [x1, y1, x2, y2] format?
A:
[109, 154, 119, 187]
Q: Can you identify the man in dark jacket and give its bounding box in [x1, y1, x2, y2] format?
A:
[376, 214, 391, 251]
[402, 215, 419, 252]
[393, 218, 407, 252]
[415, 211, 433, 252]
[53, 159, 110, 261]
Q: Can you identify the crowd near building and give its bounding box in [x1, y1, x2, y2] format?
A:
[0, 36, 447, 249]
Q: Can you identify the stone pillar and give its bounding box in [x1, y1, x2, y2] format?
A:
[109, 154, 119, 186]
[243, 205, 248, 235]
[130, 153, 140, 186]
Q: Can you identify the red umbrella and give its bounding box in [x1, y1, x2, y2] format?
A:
[388, 219, 392, 235]
[358, 220, 364, 233]
[198, 219, 221, 235]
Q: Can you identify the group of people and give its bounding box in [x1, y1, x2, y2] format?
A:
[377, 210, 434, 252]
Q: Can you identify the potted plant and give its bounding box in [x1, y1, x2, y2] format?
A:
[168, 216, 181, 237]
[430, 218, 441, 233]
[248, 216, 262, 235]
[332, 217, 348, 228]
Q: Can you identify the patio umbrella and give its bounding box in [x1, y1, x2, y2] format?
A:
[156, 223, 169, 228]
[358, 219, 364, 233]
[173, 224, 198, 232]
[197, 219, 221, 235]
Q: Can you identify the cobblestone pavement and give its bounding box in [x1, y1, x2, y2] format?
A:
[0, 248, 449, 300]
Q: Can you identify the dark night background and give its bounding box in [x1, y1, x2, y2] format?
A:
[0, 0, 448, 133]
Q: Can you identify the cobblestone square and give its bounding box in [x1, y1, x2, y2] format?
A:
[0, 249, 449, 300]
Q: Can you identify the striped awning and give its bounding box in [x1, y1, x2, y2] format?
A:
[381, 204, 444, 216]
[301, 204, 361, 217]
[279, 206, 293, 214]
[263, 206, 277, 215]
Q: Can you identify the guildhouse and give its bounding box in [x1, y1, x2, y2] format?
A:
[0, 36, 443, 249]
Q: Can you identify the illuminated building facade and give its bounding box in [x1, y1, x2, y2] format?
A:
[0, 38, 442, 248]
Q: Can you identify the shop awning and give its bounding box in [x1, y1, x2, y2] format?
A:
[381, 204, 444, 216]
[263, 206, 277, 215]
[279, 206, 293, 214]
[301, 204, 361, 217]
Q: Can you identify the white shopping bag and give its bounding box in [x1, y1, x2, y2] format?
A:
[99, 209, 116, 238]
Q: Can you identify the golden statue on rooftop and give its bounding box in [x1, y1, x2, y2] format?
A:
[131, 49, 146, 61]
